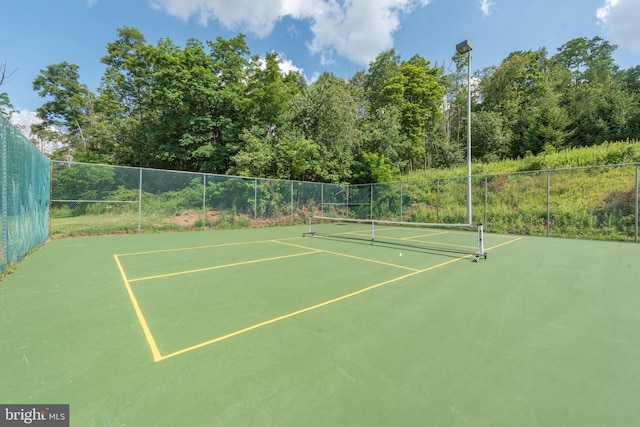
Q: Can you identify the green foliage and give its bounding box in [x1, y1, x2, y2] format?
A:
[49, 140, 640, 242]
[0, 92, 13, 115]
[32, 61, 95, 158]
[52, 163, 117, 202]
[27, 29, 640, 184]
[352, 152, 393, 184]
[291, 72, 361, 182]
[404, 139, 640, 179]
[470, 111, 509, 162]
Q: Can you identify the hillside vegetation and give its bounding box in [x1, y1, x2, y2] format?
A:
[402, 140, 640, 180]
[396, 141, 640, 242]
[50, 141, 640, 243]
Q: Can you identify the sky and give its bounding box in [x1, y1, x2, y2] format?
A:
[1, 0, 639, 112]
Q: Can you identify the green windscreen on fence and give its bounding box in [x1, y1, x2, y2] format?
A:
[0, 115, 50, 275]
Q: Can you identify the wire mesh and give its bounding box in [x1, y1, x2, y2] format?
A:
[0, 115, 50, 274]
[47, 160, 640, 243]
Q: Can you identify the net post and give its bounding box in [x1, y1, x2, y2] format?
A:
[477, 223, 486, 259]
[371, 218, 375, 243]
[302, 215, 315, 237]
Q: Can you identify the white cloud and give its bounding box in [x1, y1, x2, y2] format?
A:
[306, 0, 415, 66]
[308, 71, 321, 85]
[255, 54, 303, 75]
[9, 109, 64, 154]
[150, 0, 294, 36]
[278, 57, 303, 75]
[597, 0, 640, 54]
[480, 0, 494, 16]
[149, 0, 431, 65]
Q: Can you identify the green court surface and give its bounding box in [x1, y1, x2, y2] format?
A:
[1, 226, 639, 426]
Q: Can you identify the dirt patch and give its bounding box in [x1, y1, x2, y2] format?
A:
[158, 211, 224, 227]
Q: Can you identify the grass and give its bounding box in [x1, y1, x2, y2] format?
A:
[401, 140, 640, 180]
[51, 212, 148, 237]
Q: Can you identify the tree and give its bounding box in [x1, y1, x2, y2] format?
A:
[622, 66, 640, 94]
[290, 72, 361, 183]
[443, 52, 474, 165]
[0, 92, 11, 117]
[23, 27, 636, 179]
[561, 82, 634, 147]
[365, 49, 403, 112]
[552, 36, 618, 86]
[359, 104, 406, 172]
[228, 125, 276, 178]
[228, 51, 308, 179]
[623, 66, 640, 136]
[204, 34, 252, 172]
[97, 30, 253, 172]
[273, 131, 321, 181]
[0, 61, 15, 116]
[364, 50, 447, 171]
[352, 152, 392, 184]
[470, 111, 508, 162]
[244, 52, 302, 131]
[553, 37, 634, 146]
[479, 49, 570, 157]
[398, 55, 446, 170]
[32, 62, 95, 160]
[145, 37, 221, 171]
[98, 26, 155, 166]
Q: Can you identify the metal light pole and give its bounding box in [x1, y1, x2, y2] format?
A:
[456, 39, 473, 225]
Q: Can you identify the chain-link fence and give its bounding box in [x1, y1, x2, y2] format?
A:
[50, 160, 640, 243]
[50, 161, 348, 236]
[354, 166, 638, 242]
[0, 115, 50, 274]
[4, 111, 636, 277]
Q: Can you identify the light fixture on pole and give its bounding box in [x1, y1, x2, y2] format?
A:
[456, 39, 473, 225]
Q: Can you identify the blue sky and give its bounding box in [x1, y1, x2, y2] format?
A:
[1, 0, 639, 112]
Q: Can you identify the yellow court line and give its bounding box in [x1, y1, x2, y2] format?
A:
[114, 255, 163, 362]
[115, 236, 307, 257]
[158, 254, 471, 361]
[120, 235, 522, 362]
[128, 250, 322, 283]
[486, 236, 522, 250]
[398, 231, 448, 240]
[271, 239, 420, 272]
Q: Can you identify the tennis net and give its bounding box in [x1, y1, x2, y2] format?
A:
[303, 216, 486, 258]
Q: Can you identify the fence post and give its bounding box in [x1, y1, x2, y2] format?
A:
[138, 168, 143, 234]
[370, 184, 374, 220]
[291, 181, 294, 225]
[436, 179, 440, 223]
[546, 170, 551, 237]
[202, 175, 207, 229]
[346, 185, 350, 217]
[635, 164, 639, 243]
[400, 182, 403, 221]
[321, 183, 324, 217]
[484, 176, 488, 229]
[254, 178, 258, 227]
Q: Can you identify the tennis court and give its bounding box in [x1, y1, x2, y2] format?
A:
[1, 225, 639, 426]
